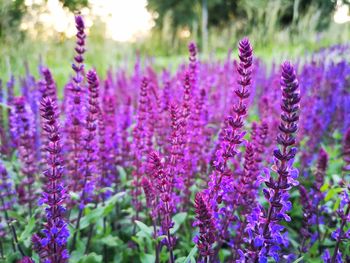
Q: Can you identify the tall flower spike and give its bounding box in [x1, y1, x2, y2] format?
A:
[131, 77, 150, 223]
[330, 128, 350, 263]
[32, 97, 69, 262]
[39, 67, 57, 101]
[71, 70, 100, 251]
[315, 148, 329, 190]
[342, 128, 350, 173]
[194, 192, 216, 262]
[11, 97, 36, 216]
[67, 15, 86, 193]
[188, 42, 198, 91]
[299, 185, 313, 254]
[81, 69, 100, 206]
[244, 61, 300, 261]
[209, 37, 253, 200]
[147, 151, 175, 263]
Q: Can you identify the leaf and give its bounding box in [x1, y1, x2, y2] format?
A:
[333, 197, 341, 211]
[183, 246, 197, 263]
[292, 256, 304, 263]
[324, 188, 343, 201]
[79, 192, 125, 230]
[77, 253, 103, 263]
[19, 216, 36, 242]
[117, 166, 127, 184]
[135, 220, 153, 237]
[140, 253, 156, 263]
[171, 212, 187, 234]
[320, 182, 329, 192]
[103, 192, 126, 216]
[0, 102, 11, 108]
[100, 235, 121, 247]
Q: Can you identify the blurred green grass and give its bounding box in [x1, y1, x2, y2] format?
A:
[1, 22, 348, 92]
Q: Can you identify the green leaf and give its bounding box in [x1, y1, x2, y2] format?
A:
[140, 253, 156, 263]
[19, 216, 36, 242]
[292, 256, 304, 263]
[0, 102, 10, 108]
[171, 212, 187, 234]
[333, 197, 341, 211]
[332, 130, 342, 140]
[135, 220, 153, 237]
[79, 192, 125, 230]
[320, 182, 329, 192]
[100, 235, 121, 247]
[183, 246, 197, 263]
[117, 166, 128, 184]
[325, 188, 343, 201]
[69, 191, 80, 200]
[77, 253, 102, 263]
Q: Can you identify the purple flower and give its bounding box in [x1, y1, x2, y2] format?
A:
[342, 128, 350, 173]
[38, 67, 57, 101]
[32, 97, 69, 262]
[18, 256, 35, 263]
[194, 192, 216, 262]
[131, 77, 151, 221]
[244, 61, 300, 261]
[80, 70, 100, 207]
[147, 151, 175, 262]
[204, 38, 253, 248]
[11, 97, 37, 216]
[66, 15, 87, 194]
[0, 162, 16, 213]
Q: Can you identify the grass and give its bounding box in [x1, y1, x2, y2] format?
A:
[1, 22, 349, 92]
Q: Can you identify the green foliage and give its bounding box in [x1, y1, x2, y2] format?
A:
[61, 0, 88, 12]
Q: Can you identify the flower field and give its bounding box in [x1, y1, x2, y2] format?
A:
[0, 15, 350, 263]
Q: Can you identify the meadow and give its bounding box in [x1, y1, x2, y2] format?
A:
[0, 15, 349, 263]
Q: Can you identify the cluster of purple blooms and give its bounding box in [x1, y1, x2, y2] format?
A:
[0, 15, 350, 263]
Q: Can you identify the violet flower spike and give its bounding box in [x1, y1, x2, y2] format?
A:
[245, 61, 300, 261]
[32, 97, 69, 262]
[209, 37, 253, 201]
[71, 70, 100, 252]
[67, 15, 86, 194]
[11, 97, 37, 216]
[330, 128, 350, 263]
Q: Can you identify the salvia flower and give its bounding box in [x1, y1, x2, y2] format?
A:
[244, 61, 300, 261]
[205, 38, 253, 248]
[0, 162, 16, 215]
[131, 77, 151, 221]
[329, 128, 350, 263]
[66, 15, 87, 193]
[80, 69, 100, 208]
[32, 97, 69, 262]
[208, 37, 253, 203]
[342, 128, 350, 173]
[298, 185, 313, 254]
[38, 67, 57, 101]
[11, 97, 37, 216]
[194, 192, 216, 263]
[147, 151, 175, 263]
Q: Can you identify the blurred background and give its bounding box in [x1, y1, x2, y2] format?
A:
[1, 0, 350, 86]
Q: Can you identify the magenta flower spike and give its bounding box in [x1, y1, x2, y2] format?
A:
[194, 192, 216, 263]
